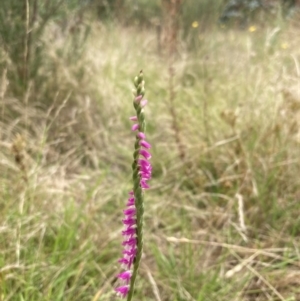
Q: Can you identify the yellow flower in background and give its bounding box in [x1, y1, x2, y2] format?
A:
[248, 26, 257, 32]
[281, 42, 289, 49]
[192, 21, 199, 28]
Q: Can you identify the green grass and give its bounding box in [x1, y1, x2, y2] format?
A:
[1, 14, 300, 301]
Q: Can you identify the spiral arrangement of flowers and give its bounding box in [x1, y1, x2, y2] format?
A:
[115, 71, 152, 300]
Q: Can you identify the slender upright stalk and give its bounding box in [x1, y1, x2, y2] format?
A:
[115, 71, 152, 300]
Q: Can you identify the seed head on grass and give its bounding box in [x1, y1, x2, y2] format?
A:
[115, 71, 152, 300]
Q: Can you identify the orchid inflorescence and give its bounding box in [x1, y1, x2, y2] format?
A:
[115, 71, 152, 300]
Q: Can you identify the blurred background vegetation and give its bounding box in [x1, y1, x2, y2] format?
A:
[1, 0, 300, 300]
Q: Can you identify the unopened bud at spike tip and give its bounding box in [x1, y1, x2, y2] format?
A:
[138, 72, 143, 84]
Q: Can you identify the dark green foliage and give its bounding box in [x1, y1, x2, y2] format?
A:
[0, 0, 83, 92]
[219, 0, 299, 25]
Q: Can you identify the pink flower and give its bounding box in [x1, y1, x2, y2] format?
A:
[138, 132, 146, 139]
[140, 140, 151, 149]
[122, 228, 136, 236]
[138, 159, 151, 167]
[139, 149, 151, 160]
[131, 124, 139, 131]
[115, 285, 130, 298]
[123, 208, 136, 216]
[140, 180, 150, 189]
[122, 237, 137, 247]
[117, 271, 132, 282]
[135, 95, 143, 103]
[127, 197, 135, 206]
[141, 99, 148, 107]
[122, 217, 136, 226]
[122, 248, 137, 257]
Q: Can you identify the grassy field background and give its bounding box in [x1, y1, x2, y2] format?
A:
[1, 2, 300, 300]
